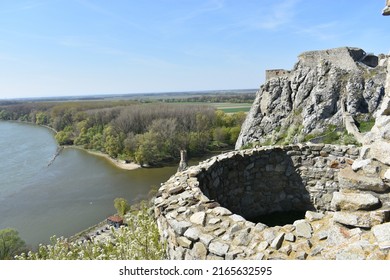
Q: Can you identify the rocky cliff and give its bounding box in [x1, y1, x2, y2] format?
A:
[236, 47, 388, 149]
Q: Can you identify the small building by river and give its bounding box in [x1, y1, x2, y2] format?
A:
[107, 215, 124, 228]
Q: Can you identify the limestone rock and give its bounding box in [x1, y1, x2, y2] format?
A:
[285, 232, 296, 242]
[198, 233, 214, 246]
[305, 211, 325, 222]
[191, 242, 208, 260]
[184, 227, 201, 241]
[177, 236, 192, 248]
[330, 192, 380, 211]
[270, 233, 285, 249]
[336, 245, 366, 260]
[167, 219, 192, 235]
[338, 166, 388, 192]
[190, 212, 206, 226]
[209, 241, 229, 256]
[351, 159, 371, 171]
[168, 185, 184, 195]
[235, 47, 385, 149]
[327, 225, 348, 246]
[333, 211, 388, 228]
[212, 207, 232, 216]
[367, 140, 390, 166]
[257, 241, 269, 251]
[383, 168, 390, 181]
[293, 220, 313, 238]
[232, 229, 252, 246]
[372, 222, 390, 249]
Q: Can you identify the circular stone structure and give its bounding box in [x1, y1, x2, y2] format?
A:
[154, 144, 390, 260]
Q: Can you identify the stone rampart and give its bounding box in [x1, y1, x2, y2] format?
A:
[154, 144, 390, 260]
[265, 69, 291, 80]
[298, 47, 366, 71]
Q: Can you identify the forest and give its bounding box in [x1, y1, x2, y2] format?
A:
[0, 99, 247, 166]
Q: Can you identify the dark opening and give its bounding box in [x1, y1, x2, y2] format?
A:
[252, 211, 306, 227]
[197, 149, 315, 227]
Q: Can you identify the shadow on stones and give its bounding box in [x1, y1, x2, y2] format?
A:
[252, 211, 306, 227]
[197, 148, 315, 226]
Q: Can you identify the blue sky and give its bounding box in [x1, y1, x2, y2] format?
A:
[0, 0, 389, 99]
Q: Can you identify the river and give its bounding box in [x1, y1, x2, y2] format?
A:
[0, 121, 190, 246]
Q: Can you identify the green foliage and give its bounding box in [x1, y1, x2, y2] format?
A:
[0, 109, 11, 120]
[35, 112, 49, 125]
[114, 198, 131, 217]
[357, 118, 375, 133]
[0, 101, 246, 165]
[280, 124, 303, 145]
[304, 124, 359, 145]
[55, 126, 74, 145]
[0, 228, 26, 260]
[16, 202, 166, 260]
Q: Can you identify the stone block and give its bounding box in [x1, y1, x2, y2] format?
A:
[184, 227, 201, 241]
[208, 218, 221, 225]
[335, 245, 365, 260]
[333, 211, 389, 228]
[351, 159, 371, 171]
[285, 232, 296, 242]
[212, 207, 232, 216]
[198, 233, 214, 246]
[232, 229, 252, 246]
[190, 211, 206, 226]
[372, 222, 390, 250]
[167, 219, 192, 235]
[209, 241, 229, 256]
[177, 236, 192, 248]
[191, 242, 208, 260]
[338, 166, 388, 192]
[293, 220, 313, 238]
[270, 233, 285, 249]
[330, 192, 380, 211]
[168, 185, 184, 195]
[257, 241, 269, 251]
[305, 211, 325, 222]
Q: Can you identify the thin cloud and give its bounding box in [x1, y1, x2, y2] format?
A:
[57, 36, 178, 69]
[294, 21, 341, 41]
[173, 0, 225, 23]
[238, 0, 301, 31]
[0, 0, 52, 15]
[74, 0, 142, 29]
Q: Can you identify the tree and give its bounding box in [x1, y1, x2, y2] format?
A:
[16, 202, 166, 260]
[0, 228, 26, 260]
[114, 198, 130, 217]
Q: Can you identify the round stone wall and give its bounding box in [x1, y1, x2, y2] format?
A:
[154, 144, 389, 260]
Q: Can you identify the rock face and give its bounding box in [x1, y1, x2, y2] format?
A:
[236, 47, 387, 149]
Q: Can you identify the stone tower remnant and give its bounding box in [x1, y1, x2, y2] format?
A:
[177, 150, 188, 172]
[383, 0, 390, 15]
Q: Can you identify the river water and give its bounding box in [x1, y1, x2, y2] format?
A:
[0, 121, 186, 246]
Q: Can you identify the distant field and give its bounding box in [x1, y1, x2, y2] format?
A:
[213, 103, 252, 113]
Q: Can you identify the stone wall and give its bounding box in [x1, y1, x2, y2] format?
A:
[265, 69, 291, 80]
[298, 47, 366, 71]
[153, 144, 390, 260]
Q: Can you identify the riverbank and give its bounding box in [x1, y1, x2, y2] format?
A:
[64, 146, 141, 171]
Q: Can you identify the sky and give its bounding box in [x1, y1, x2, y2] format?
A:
[0, 0, 389, 99]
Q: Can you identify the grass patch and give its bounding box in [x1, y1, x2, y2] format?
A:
[357, 118, 375, 133]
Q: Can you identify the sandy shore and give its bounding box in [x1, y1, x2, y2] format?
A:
[64, 146, 141, 171]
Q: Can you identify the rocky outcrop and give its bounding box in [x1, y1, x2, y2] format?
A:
[236, 47, 387, 149]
